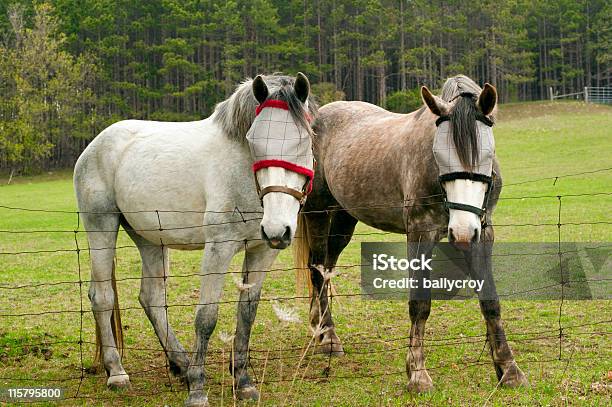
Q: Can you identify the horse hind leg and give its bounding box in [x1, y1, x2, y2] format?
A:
[81, 211, 130, 390]
[124, 228, 190, 381]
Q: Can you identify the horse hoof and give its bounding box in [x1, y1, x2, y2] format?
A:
[107, 374, 131, 391]
[236, 385, 259, 401]
[500, 363, 529, 388]
[407, 371, 433, 393]
[315, 331, 344, 356]
[184, 394, 209, 407]
[315, 341, 344, 356]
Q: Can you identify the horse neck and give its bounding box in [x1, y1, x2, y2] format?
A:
[401, 111, 441, 198]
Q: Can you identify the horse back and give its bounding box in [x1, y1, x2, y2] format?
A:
[74, 118, 259, 247]
[311, 102, 441, 233]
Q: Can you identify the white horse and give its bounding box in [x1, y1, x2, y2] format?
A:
[73, 73, 316, 407]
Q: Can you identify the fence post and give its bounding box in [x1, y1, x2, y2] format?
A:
[549, 86, 554, 101]
[584, 87, 589, 103]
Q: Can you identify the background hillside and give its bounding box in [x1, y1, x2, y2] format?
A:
[0, 0, 610, 171]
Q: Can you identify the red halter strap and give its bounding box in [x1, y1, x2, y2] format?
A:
[251, 99, 315, 205]
[255, 99, 313, 122]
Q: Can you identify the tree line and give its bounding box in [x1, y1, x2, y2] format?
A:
[0, 0, 610, 172]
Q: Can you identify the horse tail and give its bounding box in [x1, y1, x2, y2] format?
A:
[94, 258, 124, 368]
[293, 212, 312, 297]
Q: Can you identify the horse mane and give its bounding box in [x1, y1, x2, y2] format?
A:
[439, 75, 495, 172]
[213, 74, 318, 142]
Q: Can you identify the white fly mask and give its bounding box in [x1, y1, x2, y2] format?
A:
[246, 99, 314, 204]
[433, 115, 496, 219]
[433, 119, 495, 177]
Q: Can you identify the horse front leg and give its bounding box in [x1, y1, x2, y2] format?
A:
[406, 237, 436, 393]
[231, 245, 278, 401]
[305, 213, 343, 355]
[466, 229, 528, 388]
[479, 300, 528, 387]
[309, 264, 343, 354]
[185, 241, 240, 407]
[317, 210, 358, 355]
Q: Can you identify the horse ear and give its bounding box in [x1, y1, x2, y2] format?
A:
[477, 83, 497, 115]
[294, 72, 310, 103]
[253, 75, 269, 104]
[421, 86, 449, 116]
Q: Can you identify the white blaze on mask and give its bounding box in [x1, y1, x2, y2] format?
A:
[246, 99, 314, 200]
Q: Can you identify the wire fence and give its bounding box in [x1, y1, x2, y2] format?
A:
[0, 167, 611, 404]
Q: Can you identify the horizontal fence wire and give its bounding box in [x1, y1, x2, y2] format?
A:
[2, 243, 611, 290]
[0, 167, 610, 404]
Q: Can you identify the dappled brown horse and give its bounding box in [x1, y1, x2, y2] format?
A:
[294, 75, 528, 391]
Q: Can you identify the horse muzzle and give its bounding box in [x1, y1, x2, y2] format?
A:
[261, 224, 292, 249]
[448, 225, 481, 251]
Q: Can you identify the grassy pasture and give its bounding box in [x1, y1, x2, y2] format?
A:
[0, 101, 610, 406]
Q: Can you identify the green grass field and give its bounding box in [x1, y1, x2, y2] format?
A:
[1, 101, 610, 406]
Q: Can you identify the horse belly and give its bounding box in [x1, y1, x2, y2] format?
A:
[346, 208, 406, 234]
[121, 211, 207, 249]
[118, 197, 208, 249]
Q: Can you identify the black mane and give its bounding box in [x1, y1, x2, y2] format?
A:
[449, 94, 480, 171]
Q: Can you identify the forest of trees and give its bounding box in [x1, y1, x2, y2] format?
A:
[0, 0, 610, 172]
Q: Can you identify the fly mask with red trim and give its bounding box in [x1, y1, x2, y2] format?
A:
[246, 99, 314, 205]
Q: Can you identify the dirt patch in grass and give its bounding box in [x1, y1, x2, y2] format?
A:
[0, 331, 55, 362]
